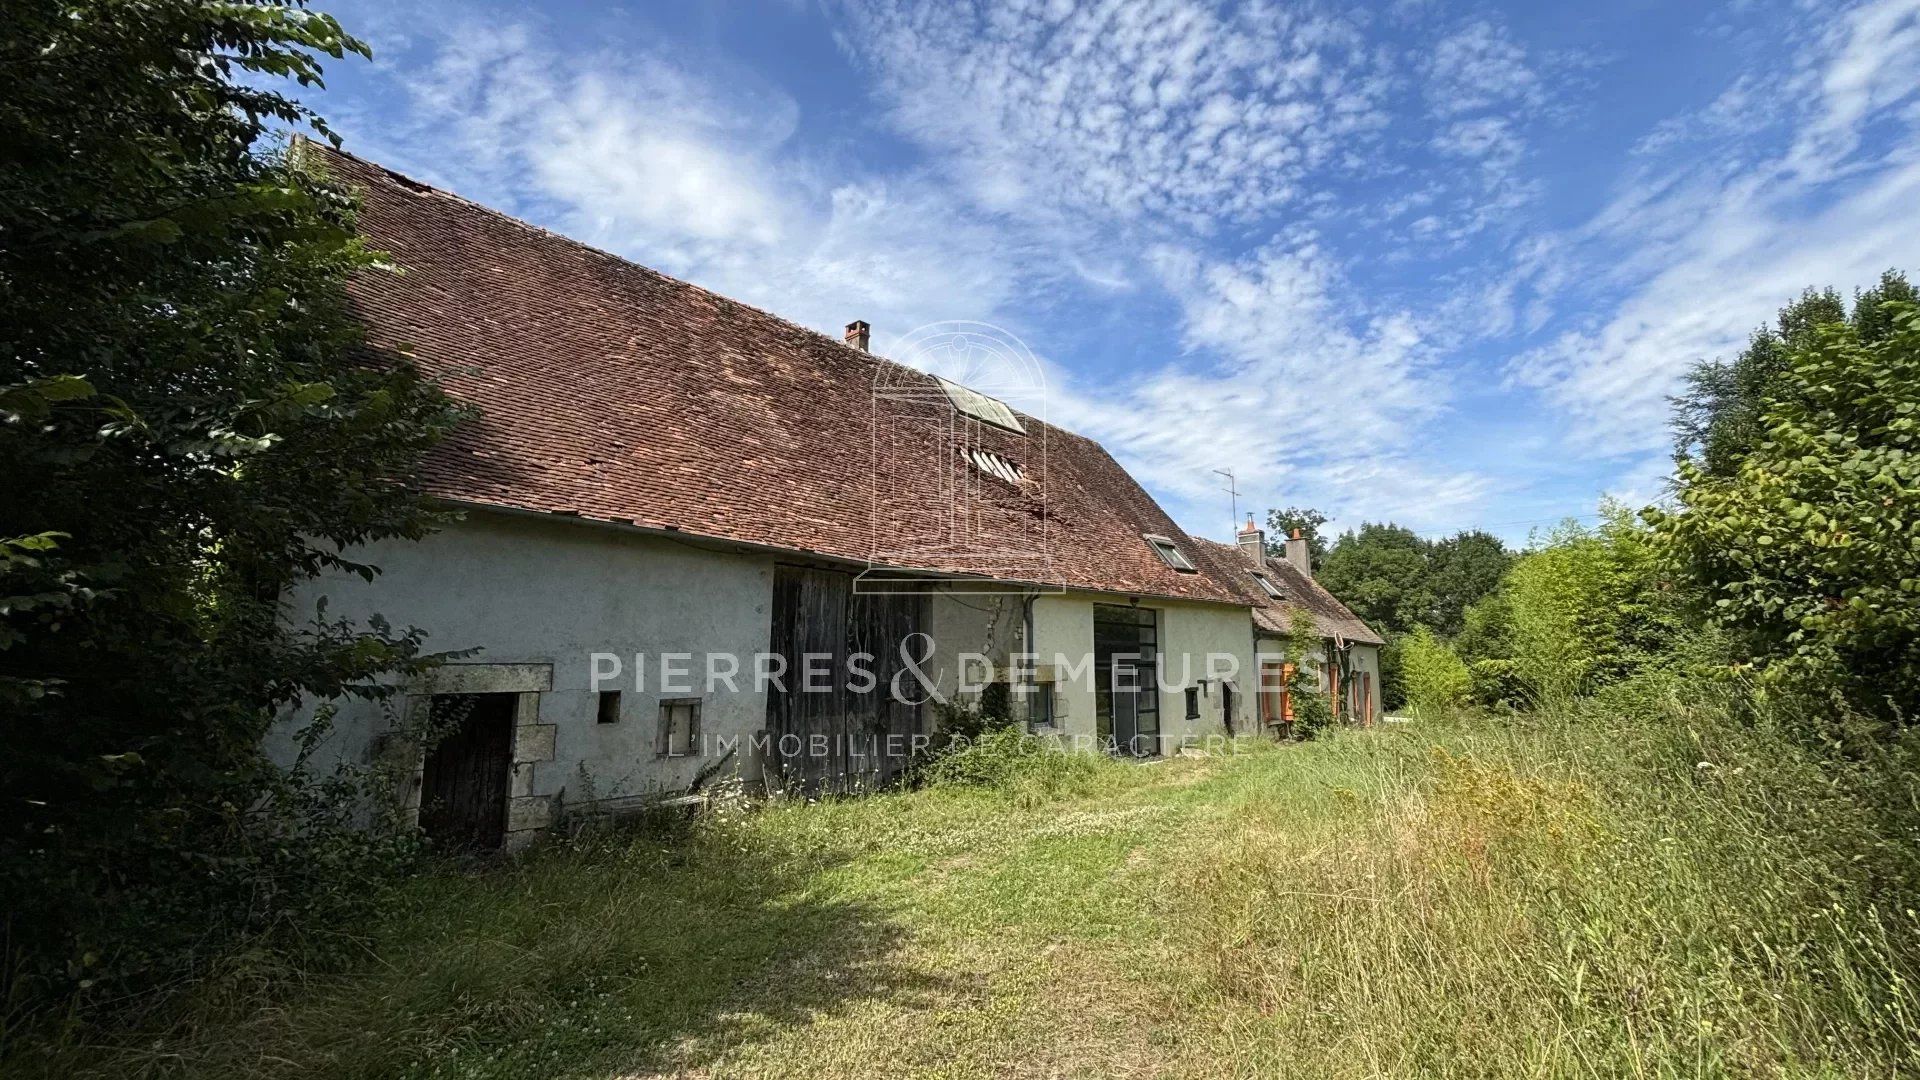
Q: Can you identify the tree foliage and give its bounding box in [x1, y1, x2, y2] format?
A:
[1315, 523, 1510, 637]
[1264, 506, 1329, 571]
[1500, 507, 1684, 705]
[1440, 505, 1685, 709]
[1317, 523, 1432, 634]
[1652, 298, 1920, 722]
[1, 0, 461, 1007]
[1426, 530, 1511, 637]
[1673, 273, 1916, 478]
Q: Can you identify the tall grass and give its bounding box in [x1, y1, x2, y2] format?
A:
[10, 682, 1917, 1078]
[1166, 680, 1920, 1078]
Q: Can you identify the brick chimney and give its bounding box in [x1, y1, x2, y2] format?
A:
[844, 320, 871, 351]
[1236, 515, 1265, 569]
[1285, 527, 1311, 578]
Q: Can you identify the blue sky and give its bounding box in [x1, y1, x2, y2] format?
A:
[300, 0, 1920, 546]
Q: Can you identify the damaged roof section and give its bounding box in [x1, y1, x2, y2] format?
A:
[319, 146, 1263, 606]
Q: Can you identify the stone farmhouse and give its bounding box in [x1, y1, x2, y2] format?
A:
[274, 146, 1383, 849]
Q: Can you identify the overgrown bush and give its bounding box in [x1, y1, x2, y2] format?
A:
[1489, 504, 1685, 704]
[1280, 607, 1335, 736]
[1287, 682, 1334, 738]
[923, 728, 1105, 803]
[1400, 626, 1470, 717]
[1465, 657, 1527, 711]
[1654, 298, 1920, 725]
[1, 1, 460, 1020]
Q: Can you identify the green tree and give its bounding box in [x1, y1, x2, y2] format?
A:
[1455, 589, 1514, 665]
[1454, 588, 1524, 710]
[1317, 522, 1433, 634]
[1377, 633, 1408, 712]
[1652, 300, 1920, 723]
[1314, 524, 1508, 638]
[1400, 626, 1470, 717]
[1426, 530, 1511, 636]
[1, 0, 460, 1005]
[1673, 273, 1915, 478]
[1265, 506, 1330, 571]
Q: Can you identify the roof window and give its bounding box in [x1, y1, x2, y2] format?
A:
[937, 377, 1026, 434]
[1251, 571, 1284, 599]
[1144, 534, 1196, 572]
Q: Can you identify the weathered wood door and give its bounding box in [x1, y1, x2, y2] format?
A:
[767, 565, 925, 794]
[419, 693, 515, 850]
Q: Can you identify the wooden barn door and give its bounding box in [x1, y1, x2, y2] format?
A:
[767, 565, 925, 794]
[419, 693, 515, 850]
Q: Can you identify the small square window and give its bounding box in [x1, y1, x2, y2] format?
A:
[597, 690, 621, 724]
[1143, 534, 1196, 572]
[1027, 683, 1056, 729]
[656, 698, 701, 757]
[1251, 572, 1283, 599]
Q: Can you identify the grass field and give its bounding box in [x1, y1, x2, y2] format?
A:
[26, 699, 1920, 1079]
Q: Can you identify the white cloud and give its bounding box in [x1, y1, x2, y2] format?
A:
[1424, 19, 1543, 117]
[832, 0, 1393, 228]
[1509, 0, 1920, 457]
[1432, 116, 1524, 166]
[1040, 237, 1492, 534]
[1786, 0, 1920, 175]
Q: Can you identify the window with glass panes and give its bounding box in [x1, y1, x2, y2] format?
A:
[1093, 603, 1160, 756]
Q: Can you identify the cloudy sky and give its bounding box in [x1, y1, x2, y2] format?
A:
[301, 0, 1920, 545]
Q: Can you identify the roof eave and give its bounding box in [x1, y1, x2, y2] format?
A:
[434, 498, 1257, 609]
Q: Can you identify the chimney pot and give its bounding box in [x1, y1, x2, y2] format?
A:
[844, 320, 871, 351]
[1237, 515, 1266, 569]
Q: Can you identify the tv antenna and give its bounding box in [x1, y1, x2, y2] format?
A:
[1212, 468, 1239, 535]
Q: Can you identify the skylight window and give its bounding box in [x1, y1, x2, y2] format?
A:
[1144, 534, 1196, 572]
[937, 377, 1026, 434]
[1251, 572, 1284, 599]
[967, 448, 1024, 484]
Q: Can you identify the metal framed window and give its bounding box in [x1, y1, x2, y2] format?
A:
[655, 698, 701, 757]
[1094, 603, 1160, 755]
[1251, 572, 1283, 599]
[936, 376, 1025, 433]
[1143, 534, 1196, 572]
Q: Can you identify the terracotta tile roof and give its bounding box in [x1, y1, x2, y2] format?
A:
[321, 147, 1262, 607]
[1200, 540, 1385, 645]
